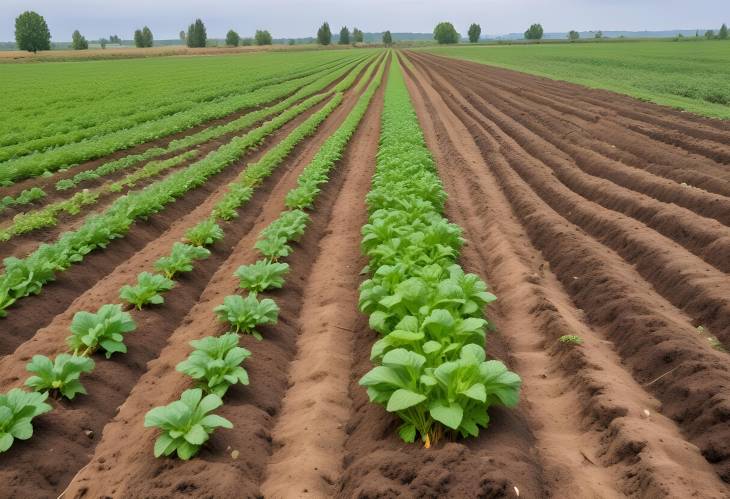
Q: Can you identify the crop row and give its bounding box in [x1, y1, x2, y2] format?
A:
[357, 56, 522, 447]
[0, 52, 359, 154]
[0, 54, 376, 241]
[0, 54, 385, 458]
[0, 80, 347, 318]
[0, 54, 368, 186]
[54, 54, 375, 192]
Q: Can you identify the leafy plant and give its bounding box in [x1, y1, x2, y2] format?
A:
[0, 388, 52, 453]
[233, 260, 289, 294]
[154, 243, 210, 279]
[120, 272, 175, 310]
[254, 236, 292, 261]
[66, 304, 137, 358]
[558, 335, 583, 346]
[25, 354, 95, 400]
[144, 388, 232, 460]
[213, 294, 279, 340]
[176, 334, 251, 396]
[185, 219, 224, 247]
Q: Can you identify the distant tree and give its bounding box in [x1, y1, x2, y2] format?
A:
[71, 30, 89, 50]
[705, 29, 715, 39]
[99, 38, 108, 49]
[288, 39, 295, 45]
[179, 30, 186, 42]
[695, 30, 700, 38]
[226, 30, 240, 46]
[568, 30, 580, 41]
[339, 26, 350, 45]
[524, 23, 544, 40]
[255, 30, 272, 45]
[317, 22, 332, 45]
[187, 19, 207, 47]
[109, 34, 121, 44]
[433, 22, 459, 44]
[594, 30, 603, 39]
[141, 26, 153, 47]
[468, 23, 481, 43]
[14, 11, 51, 53]
[241, 37, 253, 46]
[352, 27, 364, 43]
[720, 23, 728, 40]
[382, 30, 393, 45]
[134, 29, 144, 47]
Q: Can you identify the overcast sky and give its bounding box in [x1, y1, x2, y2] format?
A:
[1, 0, 728, 41]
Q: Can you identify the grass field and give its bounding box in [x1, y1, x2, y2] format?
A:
[423, 40, 730, 118]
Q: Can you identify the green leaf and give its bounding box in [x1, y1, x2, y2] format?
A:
[386, 389, 427, 412]
[430, 403, 463, 430]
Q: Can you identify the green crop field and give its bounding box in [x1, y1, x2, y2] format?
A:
[422, 40, 730, 118]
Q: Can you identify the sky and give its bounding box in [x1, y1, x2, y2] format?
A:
[1, 0, 728, 41]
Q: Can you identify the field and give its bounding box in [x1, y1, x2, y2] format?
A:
[0, 44, 729, 499]
[424, 40, 730, 118]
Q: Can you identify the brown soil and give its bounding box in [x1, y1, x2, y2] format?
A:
[2, 50, 730, 499]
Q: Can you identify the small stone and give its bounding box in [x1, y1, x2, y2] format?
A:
[514, 485, 520, 496]
[84, 430, 94, 439]
[231, 450, 239, 459]
[642, 409, 651, 418]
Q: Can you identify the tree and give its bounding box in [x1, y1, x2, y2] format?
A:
[241, 38, 253, 46]
[339, 26, 350, 45]
[255, 30, 272, 45]
[468, 23, 481, 43]
[594, 30, 603, 39]
[353, 27, 364, 43]
[99, 38, 108, 49]
[187, 19, 207, 48]
[71, 30, 88, 50]
[524, 23, 544, 40]
[226, 30, 240, 46]
[720, 23, 728, 40]
[568, 30, 580, 41]
[109, 34, 121, 44]
[382, 31, 393, 46]
[433, 22, 459, 44]
[14, 11, 51, 53]
[288, 39, 295, 46]
[705, 30, 715, 40]
[134, 29, 144, 47]
[141, 26, 153, 47]
[317, 22, 332, 45]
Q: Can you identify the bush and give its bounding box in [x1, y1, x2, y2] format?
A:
[226, 29, 240, 47]
[317, 22, 332, 45]
[433, 22, 459, 44]
[14, 11, 51, 53]
[468, 23, 481, 43]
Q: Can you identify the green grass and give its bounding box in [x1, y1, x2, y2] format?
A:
[422, 40, 730, 119]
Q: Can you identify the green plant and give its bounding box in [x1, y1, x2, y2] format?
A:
[360, 345, 520, 446]
[213, 294, 279, 340]
[558, 335, 583, 345]
[154, 243, 210, 279]
[25, 354, 95, 400]
[254, 236, 292, 261]
[185, 219, 224, 247]
[234, 260, 289, 294]
[119, 272, 175, 310]
[66, 304, 137, 358]
[14, 11, 51, 53]
[144, 388, 232, 460]
[0, 388, 52, 452]
[176, 334, 251, 396]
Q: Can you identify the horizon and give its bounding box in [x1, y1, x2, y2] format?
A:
[1, 0, 728, 43]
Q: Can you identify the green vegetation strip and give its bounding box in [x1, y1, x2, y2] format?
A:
[423, 40, 730, 119]
[55, 54, 373, 192]
[357, 56, 521, 447]
[0, 87, 341, 318]
[0, 54, 367, 185]
[144, 58, 386, 460]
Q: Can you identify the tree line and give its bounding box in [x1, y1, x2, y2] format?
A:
[11, 10, 730, 52]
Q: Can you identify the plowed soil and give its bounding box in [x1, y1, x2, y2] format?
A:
[1, 50, 729, 499]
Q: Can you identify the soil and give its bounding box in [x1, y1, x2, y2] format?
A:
[1, 50, 729, 499]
